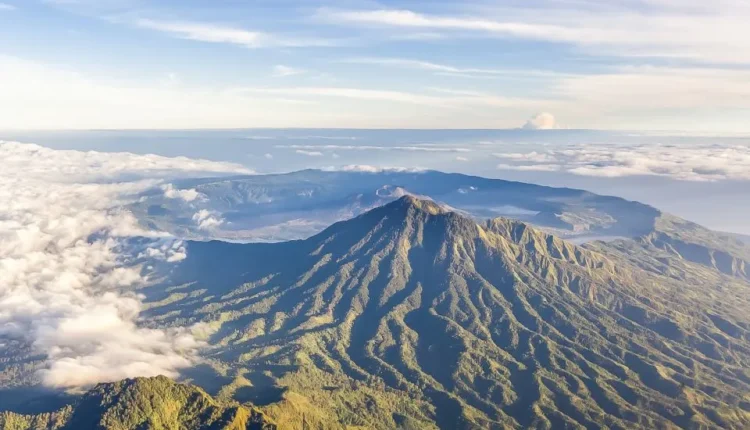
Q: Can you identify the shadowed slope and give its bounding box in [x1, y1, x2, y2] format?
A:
[144, 196, 750, 429]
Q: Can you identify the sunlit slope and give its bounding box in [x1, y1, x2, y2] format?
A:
[0, 376, 275, 430]
[147, 196, 750, 429]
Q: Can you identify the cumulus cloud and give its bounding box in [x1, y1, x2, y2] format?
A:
[162, 184, 203, 202]
[192, 209, 225, 230]
[494, 143, 750, 181]
[138, 241, 188, 263]
[521, 112, 559, 130]
[0, 141, 245, 389]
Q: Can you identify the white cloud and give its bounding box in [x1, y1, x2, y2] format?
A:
[138, 241, 187, 263]
[0, 141, 252, 181]
[264, 153, 274, 159]
[273, 65, 306, 77]
[521, 112, 559, 130]
[497, 163, 562, 172]
[0, 141, 246, 388]
[0, 55, 369, 130]
[135, 19, 337, 48]
[238, 86, 452, 106]
[495, 143, 750, 181]
[192, 209, 224, 230]
[456, 156, 469, 161]
[494, 151, 557, 162]
[0, 56, 543, 130]
[552, 66, 750, 115]
[322, 165, 426, 173]
[319, 4, 750, 65]
[4, 52, 749, 131]
[343, 57, 564, 79]
[162, 184, 203, 202]
[295, 149, 324, 157]
[0, 3, 16, 11]
[281, 144, 471, 153]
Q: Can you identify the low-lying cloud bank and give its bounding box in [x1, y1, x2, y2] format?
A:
[0, 141, 251, 389]
[278, 144, 471, 153]
[495, 143, 750, 181]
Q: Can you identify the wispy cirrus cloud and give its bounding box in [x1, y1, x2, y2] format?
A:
[272, 65, 306, 77]
[295, 149, 324, 157]
[235, 86, 453, 106]
[134, 19, 339, 48]
[341, 57, 564, 79]
[0, 2, 16, 11]
[235, 86, 552, 111]
[318, 3, 750, 65]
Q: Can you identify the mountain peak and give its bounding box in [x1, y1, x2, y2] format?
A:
[162, 194, 750, 429]
[390, 194, 446, 215]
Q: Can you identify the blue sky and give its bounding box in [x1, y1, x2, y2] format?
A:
[1, 0, 749, 131]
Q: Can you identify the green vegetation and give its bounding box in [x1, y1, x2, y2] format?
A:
[5, 196, 750, 429]
[0, 376, 275, 430]
[139, 196, 750, 429]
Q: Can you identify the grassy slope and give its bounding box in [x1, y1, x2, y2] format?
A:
[0, 376, 275, 430]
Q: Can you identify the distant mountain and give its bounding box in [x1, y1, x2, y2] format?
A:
[133, 196, 750, 429]
[0, 376, 275, 430]
[133, 170, 660, 243]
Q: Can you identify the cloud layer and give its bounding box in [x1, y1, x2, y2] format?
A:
[0, 141, 249, 388]
[495, 143, 750, 181]
[279, 144, 471, 153]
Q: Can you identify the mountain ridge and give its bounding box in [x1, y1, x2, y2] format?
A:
[141, 196, 750, 429]
[4, 196, 750, 429]
[134, 169, 661, 243]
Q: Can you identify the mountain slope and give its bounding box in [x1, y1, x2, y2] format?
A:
[140, 196, 750, 429]
[133, 169, 660, 242]
[0, 376, 275, 430]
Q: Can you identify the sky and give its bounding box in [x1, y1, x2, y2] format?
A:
[1, 0, 750, 131]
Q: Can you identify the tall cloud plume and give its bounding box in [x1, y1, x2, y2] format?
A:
[521, 112, 559, 130]
[0, 141, 250, 388]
